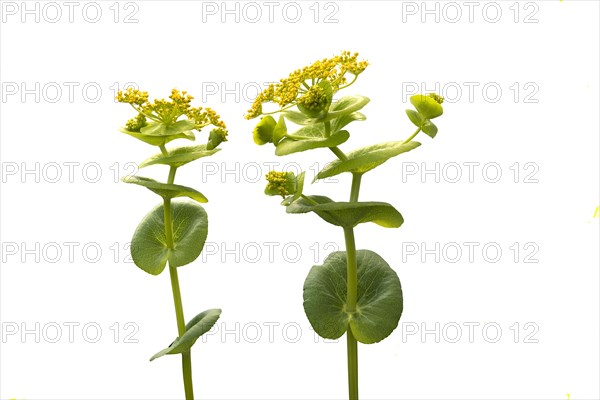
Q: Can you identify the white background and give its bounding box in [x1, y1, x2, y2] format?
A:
[1, 1, 599, 399]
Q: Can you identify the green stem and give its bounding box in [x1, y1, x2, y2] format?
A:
[344, 172, 362, 400]
[403, 127, 421, 144]
[350, 173, 362, 203]
[344, 226, 359, 400]
[344, 227, 358, 312]
[163, 163, 193, 399]
[330, 146, 348, 161]
[324, 121, 332, 138]
[167, 166, 177, 185]
[168, 262, 194, 399]
[159, 144, 168, 156]
[347, 329, 359, 400]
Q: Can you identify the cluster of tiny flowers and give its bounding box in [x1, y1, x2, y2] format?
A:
[139, 89, 194, 124]
[265, 171, 292, 197]
[245, 51, 368, 119]
[116, 87, 149, 105]
[297, 85, 330, 112]
[125, 113, 148, 132]
[116, 88, 227, 139]
[428, 93, 444, 104]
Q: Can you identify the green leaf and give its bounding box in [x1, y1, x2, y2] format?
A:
[253, 116, 276, 145]
[331, 112, 366, 134]
[286, 196, 403, 228]
[273, 115, 287, 145]
[141, 120, 196, 136]
[131, 201, 208, 275]
[150, 309, 221, 361]
[288, 123, 326, 139]
[303, 250, 403, 344]
[282, 95, 369, 126]
[328, 95, 370, 119]
[316, 141, 421, 180]
[421, 120, 438, 138]
[281, 110, 312, 126]
[275, 130, 350, 156]
[206, 128, 227, 150]
[123, 176, 208, 203]
[410, 94, 443, 119]
[282, 171, 305, 206]
[139, 145, 220, 169]
[405, 109, 425, 128]
[119, 127, 195, 147]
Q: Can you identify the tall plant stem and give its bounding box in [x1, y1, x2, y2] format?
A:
[164, 165, 194, 399]
[344, 172, 362, 400]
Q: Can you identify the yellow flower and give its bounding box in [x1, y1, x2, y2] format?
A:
[116, 87, 149, 105]
[118, 88, 228, 147]
[265, 171, 295, 197]
[428, 93, 444, 104]
[245, 51, 368, 119]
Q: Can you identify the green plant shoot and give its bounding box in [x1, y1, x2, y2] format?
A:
[116, 88, 227, 399]
[246, 51, 446, 399]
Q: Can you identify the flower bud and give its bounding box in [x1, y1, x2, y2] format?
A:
[253, 116, 276, 145]
[206, 128, 228, 150]
[410, 94, 444, 119]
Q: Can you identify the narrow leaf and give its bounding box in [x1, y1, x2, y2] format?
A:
[316, 141, 421, 180]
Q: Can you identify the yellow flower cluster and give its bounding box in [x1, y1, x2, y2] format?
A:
[297, 84, 330, 113]
[187, 106, 227, 130]
[125, 113, 148, 132]
[265, 171, 293, 197]
[428, 93, 444, 104]
[245, 51, 368, 119]
[116, 88, 227, 139]
[116, 87, 149, 105]
[139, 89, 194, 124]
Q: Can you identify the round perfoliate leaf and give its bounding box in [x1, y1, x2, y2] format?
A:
[253, 116, 277, 145]
[303, 250, 403, 343]
[150, 309, 221, 361]
[130, 201, 208, 275]
[410, 94, 443, 119]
